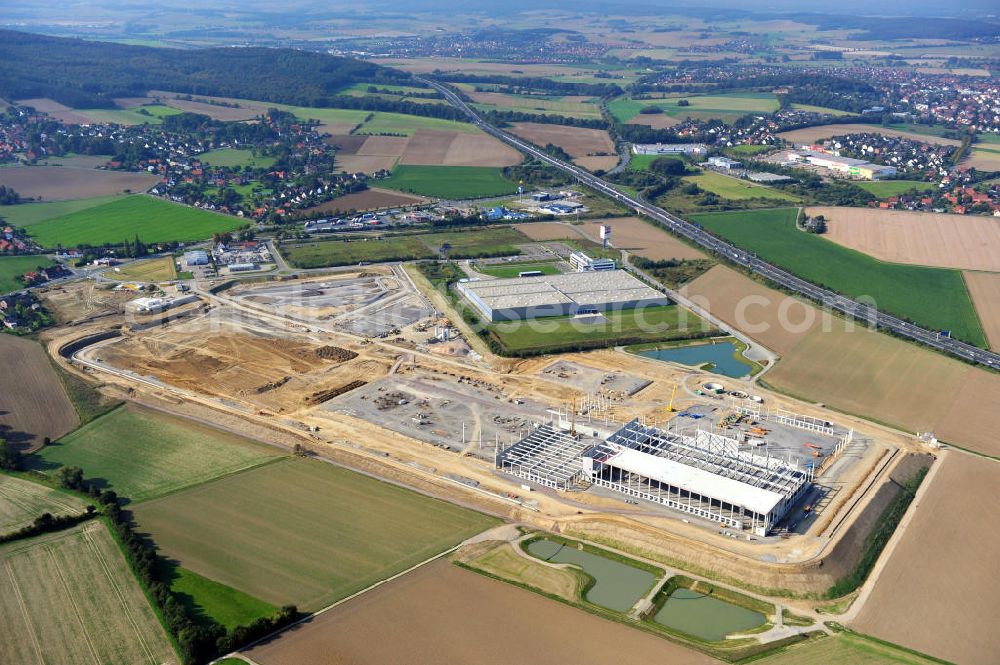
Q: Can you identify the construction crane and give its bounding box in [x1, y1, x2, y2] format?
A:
[667, 383, 678, 413]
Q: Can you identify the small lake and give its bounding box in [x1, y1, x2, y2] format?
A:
[638, 341, 754, 378]
[654, 587, 767, 641]
[526, 539, 656, 612]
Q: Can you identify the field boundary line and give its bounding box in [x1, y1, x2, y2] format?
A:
[83, 526, 159, 665]
[48, 543, 103, 665]
[4, 560, 45, 665]
[224, 537, 475, 662]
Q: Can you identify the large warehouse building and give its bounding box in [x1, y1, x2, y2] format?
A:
[497, 417, 812, 535]
[457, 270, 670, 323]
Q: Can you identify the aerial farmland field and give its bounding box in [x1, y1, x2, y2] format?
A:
[132, 457, 499, 610]
[0, 473, 85, 535]
[690, 207, 987, 346]
[753, 631, 942, 665]
[0, 165, 158, 201]
[109, 256, 177, 282]
[25, 195, 248, 247]
[0, 194, 122, 226]
[0, 255, 56, 293]
[198, 147, 276, 168]
[29, 405, 281, 502]
[683, 172, 801, 202]
[0, 521, 178, 665]
[380, 164, 518, 198]
[608, 92, 778, 123]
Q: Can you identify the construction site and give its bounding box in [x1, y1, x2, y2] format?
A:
[41, 259, 932, 596]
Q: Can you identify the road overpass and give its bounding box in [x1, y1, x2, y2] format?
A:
[419, 77, 1000, 370]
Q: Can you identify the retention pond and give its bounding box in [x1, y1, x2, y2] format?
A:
[637, 341, 754, 378]
[526, 539, 656, 612]
[653, 587, 766, 640]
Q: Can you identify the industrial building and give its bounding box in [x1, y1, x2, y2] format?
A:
[126, 294, 199, 314]
[799, 150, 897, 180]
[569, 251, 616, 272]
[457, 270, 669, 323]
[183, 250, 209, 266]
[497, 415, 813, 535]
[632, 143, 707, 156]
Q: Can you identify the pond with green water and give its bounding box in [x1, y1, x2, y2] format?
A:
[525, 539, 656, 612]
[653, 587, 767, 640]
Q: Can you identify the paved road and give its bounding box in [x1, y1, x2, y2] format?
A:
[420, 77, 1000, 370]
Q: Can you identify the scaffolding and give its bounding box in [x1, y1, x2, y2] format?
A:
[495, 424, 592, 490]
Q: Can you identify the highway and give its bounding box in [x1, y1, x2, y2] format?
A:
[420, 77, 1000, 370]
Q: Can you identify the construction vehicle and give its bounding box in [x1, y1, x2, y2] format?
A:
[667, 383, 678, 413]
[750, 427, 769, 436]
[803, 504, 812, 514]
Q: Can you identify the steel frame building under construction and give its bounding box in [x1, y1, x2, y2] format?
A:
[585, 419, 811, 535]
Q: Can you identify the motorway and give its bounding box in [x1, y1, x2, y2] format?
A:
[420, 77, 1000, 370]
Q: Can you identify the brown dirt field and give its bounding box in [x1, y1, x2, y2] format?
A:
[627, 113, 681, 129]
[398, 130, 453, 165]
[163, 98, 261, 121]
[112, 96, 155, 108]
[0, 335, 79, 451]
[318, 122, 360, 135]
[687, 265, 1000, 457]
[14, 98, 94, 124]
[440, 132, 522, 167]
[965, 151, 1000, 171]
[357, 135, 410, 157]
[574, 156, 620, 172]
[508, 123, 615, 158]
[516, 221, 588, 241]
[297, 188, 426, 215]
[811, 206, 1000, 272]
[244, 559, 717, 665]
[323, 134, 367, 154]
[964, 271, 1000, 349]
[580, 216, 708, 263]
[0, 166, 158, 201]
[851, 453, 1000, 665]
[370, 59, 586, 77]
[333, 154, 399, 174]
[777, 124, 962, 147]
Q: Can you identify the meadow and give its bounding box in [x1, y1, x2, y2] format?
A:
[0, 473, 86, 534]
[609, 92, 778, 123]
[198, 148, 276, 169]
[689, 208, 986, 346]
[159, 560, 277, 630]
[854, 180, 936, 197]
[77, 104, 183, 125]
[684, 172, 801, 202]
[0, 521, 178, 665]
[474, 261, 561, 278]
[26, 195, 248, 247]
[489, 305, 717, 354]
[132, 457, 499, 610]
[0, 194, 122, 226]
[29, 405, 281, 503]
[110, 256, 177, 282]
[754, 631, 944, 665]
[0, 255, 55, 293]
[380, 165, 518, 198]
[282, 226, 527, 268]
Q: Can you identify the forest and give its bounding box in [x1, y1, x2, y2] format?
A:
[0, 30, 407, 108]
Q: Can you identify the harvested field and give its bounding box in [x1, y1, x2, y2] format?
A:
[516, 221, 587, 241]
[851, 453, 1000, 665]
[575, 155, 621, 172]
[244, 559, 716, 665]
[357, 135, 410, 157]
[508, 122, 615, 158]
[110, 256, 177, 282]
[0, 166, 157, 201]
[627, 113, 681, 129]
[159, 97, 261, 121]
[324, 134, 368, 153]
[29, 405, 280, 502]
[334, 154, 399, 174]
[965, 271, 1000, 349]
[812, 206, 1000, 272]
[133, 458, 498, 610]
[438, 132, 522, 167]
[0, 521, 178, 665]
[777, 124, 962, 147]
[14, 98, 93, 124]
[579, 217, 707, 261]
[395, 130, 448, 165]
[293, 188, 426, 216]
[687, 265, 1000, 457]
[0, 335, 78, 451]
[0, 474, 85, 535]
[467, 90, 602, 118]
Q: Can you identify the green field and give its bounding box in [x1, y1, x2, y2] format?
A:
[789, 103, 853, 116]
[160, 560, 277, 630]
[0, 473, 86, 535]
[689, 208, 987, 346]
[110, 256, 177, 282]
[198, 148, 276, 169]
[489, 305, 717, 353]
[380, 165, 518, 199]
[282, 226, 528, 268]
[0, 522, 178, 665]
[0, 195, 122, 226]
[29, 405, 281, 503]
[77, 105, 184, 126]
[474, 261, 561, 278]
[0, 255, 55, 293]
[26, 195, 248, 247]
[133, 457, 499, 610]
[684, 172, 801, 202]
[356, 112, 477, 135]
[609, 93, 778, 123]
[855, 180, 937, 197]
[627, 154, 687, 172]
[755, 631, 944, 665]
